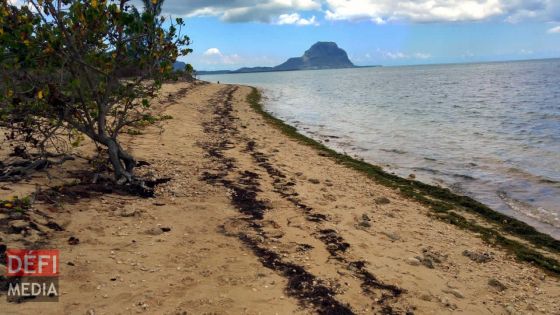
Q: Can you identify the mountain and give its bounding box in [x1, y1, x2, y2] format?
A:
[196, 42, 357, 75]
[274, 42, 354, 71]
[173, 61, 187, 71]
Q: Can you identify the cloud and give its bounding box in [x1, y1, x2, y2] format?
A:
[150, 0, 560, 24]
[162, 0, 321, 23]
[377, 49, 432, 60]
[201, 48, 242, 65]
[277, 13, 319, 25]
[548, 26, 560, 33]
[203, 48, 222, 56]
[324, 0, 507, 23]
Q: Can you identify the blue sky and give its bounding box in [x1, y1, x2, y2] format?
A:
[162, 1, 560, 70]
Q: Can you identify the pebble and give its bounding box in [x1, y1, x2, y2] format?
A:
[308, 178, 320, 184]
[374, 197, 391, 205]
[463, 250, 492, 263]
[382, 231, 400, 241]
[442, 288, 464, 299]
[406, 257, 421, 266]
[488, 278, 507, 291]
[117, 209, 139, 217]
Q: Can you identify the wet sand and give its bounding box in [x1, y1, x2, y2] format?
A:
[0, 82, 559, 314]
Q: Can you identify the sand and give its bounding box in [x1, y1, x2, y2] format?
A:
[0, 82, 559, 314]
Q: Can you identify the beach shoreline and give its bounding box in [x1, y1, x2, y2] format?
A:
[1, 81, 559, 314]
[245, 87, 560, 269]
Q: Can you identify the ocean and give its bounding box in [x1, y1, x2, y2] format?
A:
[200, 59, 560, 239]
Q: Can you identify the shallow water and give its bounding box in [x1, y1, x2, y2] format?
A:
[200, 59, 560, 239]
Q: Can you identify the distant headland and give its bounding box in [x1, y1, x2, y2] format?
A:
[195, 42, 375, 75]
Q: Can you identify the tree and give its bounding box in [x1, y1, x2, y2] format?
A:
[0, 0, 192, 184]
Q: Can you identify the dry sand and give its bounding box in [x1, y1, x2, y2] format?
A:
[0, 82, 559, 314]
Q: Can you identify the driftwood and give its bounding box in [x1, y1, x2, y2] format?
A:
[0, 155, 75, 182]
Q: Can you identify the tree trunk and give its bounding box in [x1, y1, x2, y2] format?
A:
[105, 138, 135, 183]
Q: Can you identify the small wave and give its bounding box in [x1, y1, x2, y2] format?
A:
[380, 148, 407, 155]
[505, 167, 560, 186]
[452, 173, 476, 180]
[498, 191, 560, 228]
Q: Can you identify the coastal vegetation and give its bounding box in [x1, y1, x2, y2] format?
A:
[0, 0, 191, 188]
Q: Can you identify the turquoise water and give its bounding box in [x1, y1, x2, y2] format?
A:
[200, 59, 560, 238]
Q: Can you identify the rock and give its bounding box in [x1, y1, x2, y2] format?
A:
[504, 305, 517, 315]
[145, 227, 171, 235]
[68, 236, 80, 245]
[86, 309, 95, 315]
[308, 178, 320, 184]
[145, 228, 164, 235]
[417, 256, 434, 269]
[357, 220, 371, 229]
[463, 250, 492, 263]
[406, 257, 421, 266]
[488, 278, 507, 291]
[374, 197, 391, 205]
[382, 231, 400, 241]
[409, 173, 416, 179]
[117, 208, 139, 217]
[0, 213, 9, 220]
[9, 220, 29, 233]
[442, 288, 464, 299]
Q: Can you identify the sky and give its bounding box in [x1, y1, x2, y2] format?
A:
[11, 0, 560, 69]
[160, 0, 560, 70]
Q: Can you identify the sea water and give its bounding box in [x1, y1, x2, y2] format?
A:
[200, 59, 560, 238]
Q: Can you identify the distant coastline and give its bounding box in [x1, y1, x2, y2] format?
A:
[197, 64, 382, 76]
[196, 41, 379, 75]
[195, 57, 560, 76]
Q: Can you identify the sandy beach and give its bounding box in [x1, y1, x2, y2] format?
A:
[1, 81, 559, 314]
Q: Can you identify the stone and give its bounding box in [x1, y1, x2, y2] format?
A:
[382, 232, 400, 241]
[488, 278, 507, 291]
[406, 257, 421, 266]
[117, 208, 139, 217]
[418, 256, 434, 269]
[463, 250, 492, 263]
[375, 197, 391, 205]
[442, 288, 464, 299]
[145, 227, 171, 235]
[308, 178, 320, 184]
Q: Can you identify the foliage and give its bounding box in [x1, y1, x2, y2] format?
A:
[0, 0, 192, 182]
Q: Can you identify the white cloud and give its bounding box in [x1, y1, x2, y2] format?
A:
[201, 48, 243, 65]
[203, 48, 222, 56]
[324, 0, 505, 23]
[548, 26, 560, 33]
[376, 49, 432, 60]
[277, 13, 318, 25]
[156, 0, 558, 24]
[162, 0, 321, 23]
